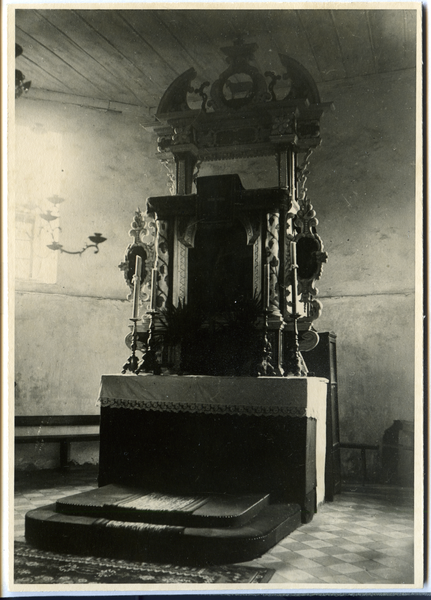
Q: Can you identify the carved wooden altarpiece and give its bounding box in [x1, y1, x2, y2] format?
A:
[120, 39, 333, 377]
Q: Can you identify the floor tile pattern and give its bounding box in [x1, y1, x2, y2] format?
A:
[14, 467, 415, 586]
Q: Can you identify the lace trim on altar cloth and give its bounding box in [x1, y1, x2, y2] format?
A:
[98, 397, 313, 418]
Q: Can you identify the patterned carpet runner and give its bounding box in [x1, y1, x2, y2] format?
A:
[14, 542, 274, 584]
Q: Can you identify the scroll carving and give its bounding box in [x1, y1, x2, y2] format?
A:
[193, 81, 210, 112]
[156, 67, 196, 115]
[192, 159, 202, 187]
[284, 149, 328, 325]
[177, 217, 197, 248]
[118, 209, 156, 305]
[278, 54, 321, 104]
[160, 158, 176, 196]
[172, 125, 194, 146]
[238, 212, 261, 245]
[270, 112, 295, 137]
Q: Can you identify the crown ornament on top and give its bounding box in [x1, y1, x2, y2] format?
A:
[208, 37, 271, 110]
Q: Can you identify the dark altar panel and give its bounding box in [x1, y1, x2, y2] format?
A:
[99, 408, 317, 523]
[305, 332, 341, 500]
[188, 220, 254, 315]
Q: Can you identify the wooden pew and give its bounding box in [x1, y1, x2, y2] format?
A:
[15, 415, 100, 469]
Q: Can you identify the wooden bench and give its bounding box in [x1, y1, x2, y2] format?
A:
[340, 442, 379, 484]
[15, 415, 100, 469]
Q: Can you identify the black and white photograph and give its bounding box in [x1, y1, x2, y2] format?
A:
[3, 3, 424, 594]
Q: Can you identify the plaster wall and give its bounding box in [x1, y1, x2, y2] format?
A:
[312, 70, 417, 482]
[317, 293, 415, 482]
[13, 66, 418, 476]
[13, 100, 167, 468]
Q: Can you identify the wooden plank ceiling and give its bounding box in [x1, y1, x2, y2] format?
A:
[15, 8, 417, 111]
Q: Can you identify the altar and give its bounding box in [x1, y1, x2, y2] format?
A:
[98, 374, 327, 509]
[25, 39, 335, 565]
[26, 373, 327, 564]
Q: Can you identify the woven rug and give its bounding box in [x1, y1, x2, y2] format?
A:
[14, 542, 274, 584]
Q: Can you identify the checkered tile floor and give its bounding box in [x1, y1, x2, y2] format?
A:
[14, 467, 415, 586]
[241, 487, 415, 585]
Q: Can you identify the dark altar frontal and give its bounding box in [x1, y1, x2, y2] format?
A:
[25, 40, 334, 566]
[26, 375, 327, 565]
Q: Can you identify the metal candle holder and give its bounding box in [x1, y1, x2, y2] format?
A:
[136, 310, 161, 375]
[289, 315, 302, 377]
[289, 242, 302, 377]
[257, 308, 276, 376]
[121, 318, 140, 374]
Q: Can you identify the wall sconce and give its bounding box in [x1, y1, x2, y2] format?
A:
[42, 195, 107, 256]
[47, 233, 107, 256]
[15, 44, 31, 99]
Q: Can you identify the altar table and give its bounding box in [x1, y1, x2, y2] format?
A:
[98, 375, 328, 517]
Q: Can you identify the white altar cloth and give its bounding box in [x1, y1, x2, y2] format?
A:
[98, 374, 327, 419]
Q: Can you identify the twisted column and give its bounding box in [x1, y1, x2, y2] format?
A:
[265, 211, 281, 315]
[154, 219, 169, 310]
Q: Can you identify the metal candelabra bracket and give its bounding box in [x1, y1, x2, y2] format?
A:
[136, 310, 161, 375]
[47, 233, 107, 256]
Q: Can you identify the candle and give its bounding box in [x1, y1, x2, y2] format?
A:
[132, 255, 142, 319]
[290, 242, 298, 317]
[290, 241, 297, 267]
[264, 264, 270, 309]
[150, 268, 158, 311]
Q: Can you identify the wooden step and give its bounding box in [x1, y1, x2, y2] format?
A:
[26, 500, 302, 565]
[56, 484, 270, 528]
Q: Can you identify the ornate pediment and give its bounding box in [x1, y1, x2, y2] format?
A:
[152, 39, 333, 163]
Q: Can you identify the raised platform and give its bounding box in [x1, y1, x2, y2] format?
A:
[26, 486, 301, 565]
[55, 484, 270, 528]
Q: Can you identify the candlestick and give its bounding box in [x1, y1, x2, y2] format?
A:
[256, 305, 276, 377]
[122, 317, 140, 374]
[132, 255, 142, 319]
[289, 240, 301, 376]
[137, 309, 161, 376]
[150, 268, 158, 311]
